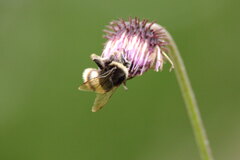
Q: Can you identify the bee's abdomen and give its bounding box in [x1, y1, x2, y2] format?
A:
[81, 68, 106, 93]
[82, 68, 99, 82]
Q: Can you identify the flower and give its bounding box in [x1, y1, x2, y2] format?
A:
[102, 17, 174, 78]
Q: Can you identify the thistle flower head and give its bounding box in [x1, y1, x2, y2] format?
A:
[102, 17, 173, 78]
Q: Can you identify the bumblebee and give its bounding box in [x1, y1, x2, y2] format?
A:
[79, 53, 129, 112]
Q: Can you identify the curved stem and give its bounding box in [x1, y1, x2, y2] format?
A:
[165, 30, 214, 160]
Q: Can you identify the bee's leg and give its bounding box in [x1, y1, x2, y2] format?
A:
[103, 55, 114, 66]
[122, 81, 128, 90]
[93, 59, 105, 70]
[119, 51, 130, 68]
[91, 54, 105, 69]
[120, 51, 126, 61]
[91, 53, 102, 60]
[109, 54, 115, 61]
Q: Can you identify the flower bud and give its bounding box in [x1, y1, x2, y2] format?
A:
[102, 17, 173, 78]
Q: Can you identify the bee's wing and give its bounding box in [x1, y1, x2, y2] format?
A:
[91, 87, 117, 112]
[78, 77, 106, 93]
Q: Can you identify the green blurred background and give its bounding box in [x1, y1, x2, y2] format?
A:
[1, 0, 239, 160]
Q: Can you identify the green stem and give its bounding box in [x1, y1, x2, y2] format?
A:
[165, 30, 214, 160]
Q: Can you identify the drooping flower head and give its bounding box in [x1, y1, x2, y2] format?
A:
[102, 17, 174, 78]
